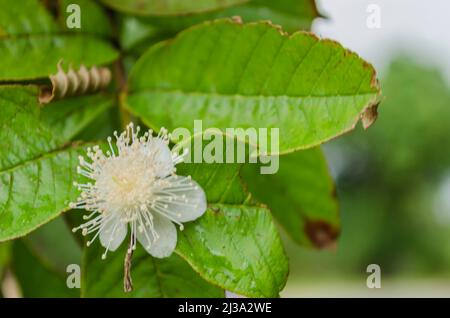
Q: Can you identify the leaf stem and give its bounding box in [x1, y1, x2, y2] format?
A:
[114, 59, 135, 130]
[123, 234, 134, 293]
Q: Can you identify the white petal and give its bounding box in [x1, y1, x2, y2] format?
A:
[99, 215, 127, 252]
[137, 213, 177, 258]
[150, 139, 174, 178]
[157, 177, 207, 222]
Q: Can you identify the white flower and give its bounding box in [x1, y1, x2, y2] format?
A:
[70, 123, 206, 259]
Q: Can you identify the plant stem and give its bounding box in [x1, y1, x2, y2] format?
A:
[123, 235, 134, 293]
[114, 59, 135, 130]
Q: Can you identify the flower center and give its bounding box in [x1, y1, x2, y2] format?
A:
[111, 175, 136, 191]
[96, 152, 156, 213]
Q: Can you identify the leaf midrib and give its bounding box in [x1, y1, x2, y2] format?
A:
[130, 88, 379, 99]
[0, 32, 108, 42]
[0, 143, 84, 175]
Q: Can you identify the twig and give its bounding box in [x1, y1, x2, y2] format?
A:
[114, 59, 136, 129]
[123, 236, 134, 293]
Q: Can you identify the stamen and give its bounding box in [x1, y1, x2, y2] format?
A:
[70, 123, 206, 260]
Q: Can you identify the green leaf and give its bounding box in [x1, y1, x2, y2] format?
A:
[41, 94, 115, 142]
[175, 163, 289, 297]
[59, 0, 113, 38]
[177, 204, 288, 298]
[73, 106, 121, 142]
[125, 19, 381, 155]
[0, 0, 58, 37]
[241, 148, 340, 248]
[147, 0, 320, 33]
[101, 0, 248, 16]
[0, 86, 87, 242]
[0, 242, 11, 279]
[82, 239, 224, 297]
[25, 217, 82, 275]
[239, 0, 320, 32]
[0, 1, 118, 82]
[0, 34, 118, 81]
[0, 86, 59, 171]
[0, 146, 87, 242]
[12, 240, 78, 297]
[176, 162, 250, 204]
[118, 15, 176, 54]
[118, 0, 320, 53]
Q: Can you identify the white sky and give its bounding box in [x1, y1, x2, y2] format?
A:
[313, 0, 450, 82]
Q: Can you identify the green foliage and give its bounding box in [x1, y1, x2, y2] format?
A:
[117, 0, 319, 54]
[59, 0, 113, 38]
[0, 35, 118, 81]
[0, 0, 118, 81]
[0, 0, 58, 36]
[176, 163, 288, 297]
[286, 58, 450, 279]
[125, 19, 380, 155]
[0, 0, 383, 298]
[83, 237, 224, 297]
[41, 94, 115, 141]
[0, 86, 91, 242]
[0, 242, 11, 280]
[365, 59, 450, 179]
[340, 58, 450, 273]
[26, 217, 82, 275]
[12, 240, 78, 297]
[241, 148, 339, 248]
[101, 0, 249, 16]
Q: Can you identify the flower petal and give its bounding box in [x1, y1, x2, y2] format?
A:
[99, 215, 127, 252]
[137, 213, 177, 258]
[149, 138, 174, 178]
[156, 176, 207, 222]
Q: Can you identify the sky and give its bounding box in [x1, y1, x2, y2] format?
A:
[312, 0, 450, 82]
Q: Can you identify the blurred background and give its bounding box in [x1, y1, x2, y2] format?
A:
[282, 0, 450, 297]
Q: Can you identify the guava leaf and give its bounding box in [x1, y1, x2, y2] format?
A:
[237, 0, 320, 32]
[0, 0, 58, 37]
[147, 0, 320, 33]
[0, 86, 89, 242]
[101, 0, 248, 16]
[41, 94, 115, 142]
[241, 148, 340, 248]
[125, 19, 381, 155]
[103, 0, 319, 33]
[59, 0, 113, 38]
[0, 145, 86, 242]
[25, 217, 82, 275]
[118, 0, 320, 54]
[0, 35, 118, 81]
[0, 0, 118, 81]
[175, 163, 289, 297]
[0, 242, 11, 280]
[12, 240, 78, 297]
[118, 16, 175, 54]
[82, 240, 224, 297]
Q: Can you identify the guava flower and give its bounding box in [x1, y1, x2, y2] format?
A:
[70, 123, 206, 259]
